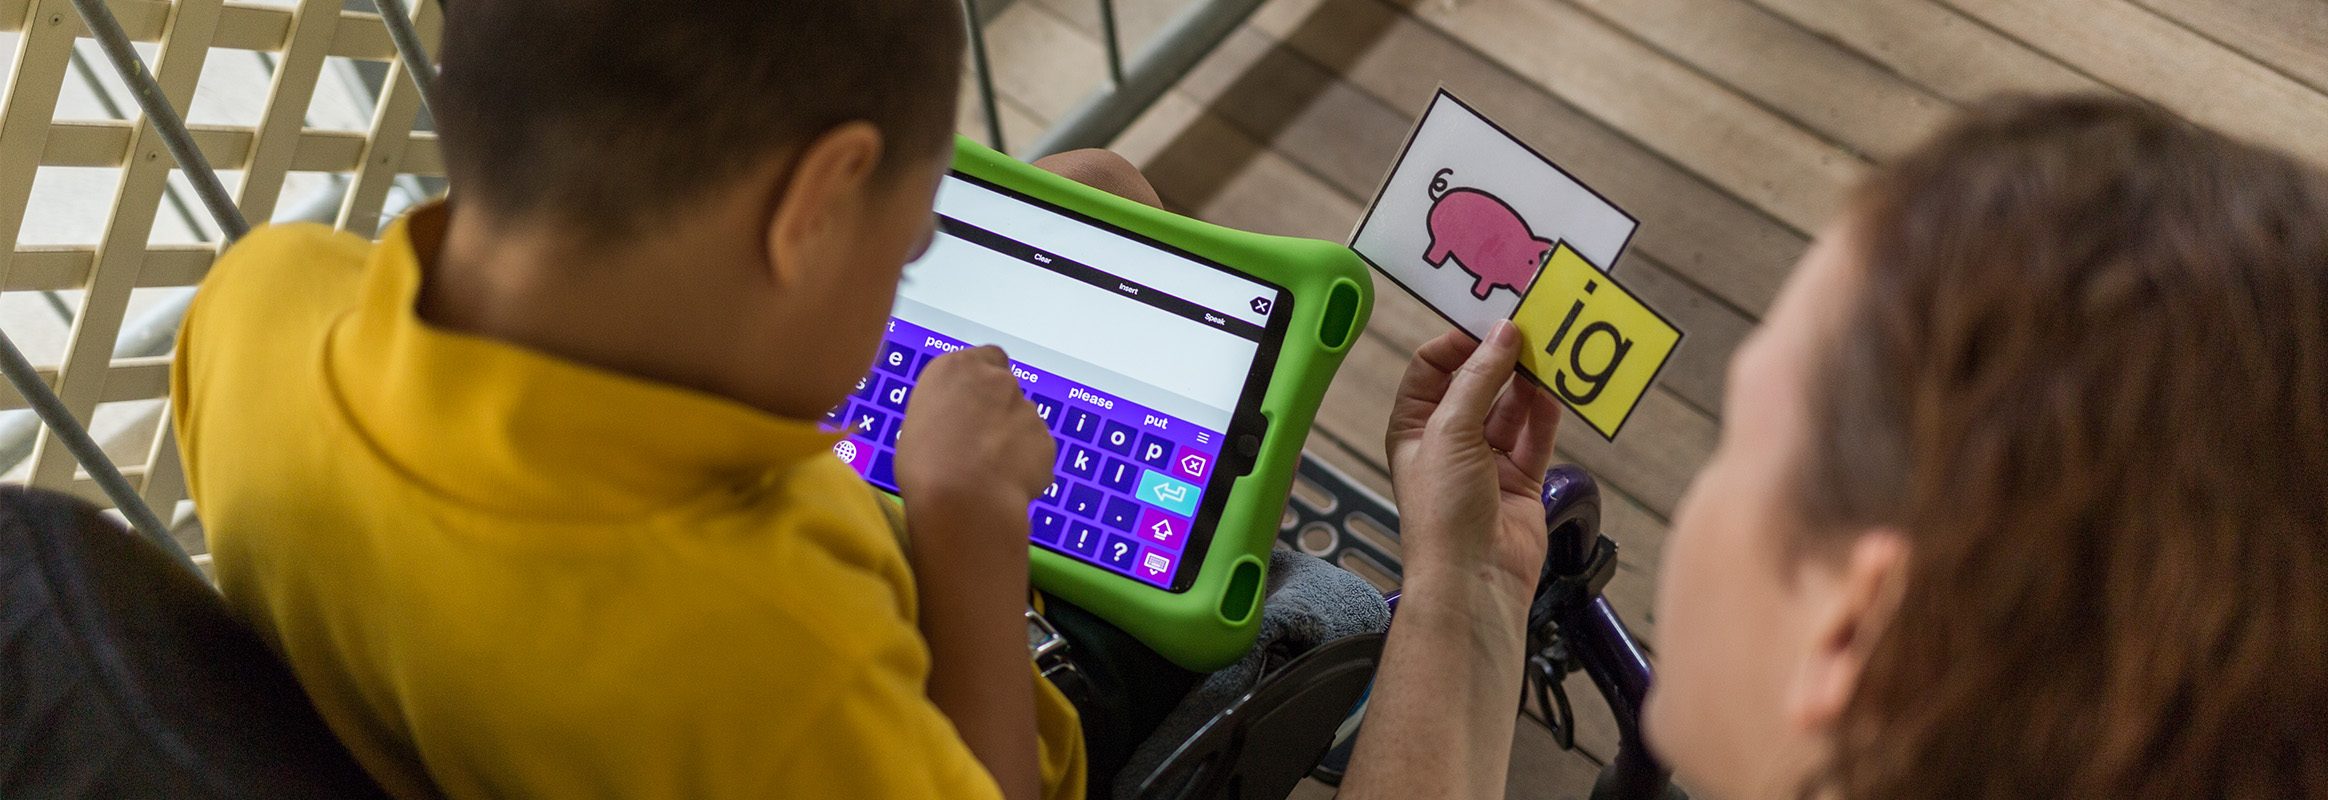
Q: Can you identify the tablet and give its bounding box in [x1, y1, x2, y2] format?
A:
[839, 170, 1285, 592]
[831, 137, 1372, 670]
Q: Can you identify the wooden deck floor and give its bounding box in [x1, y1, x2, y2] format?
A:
[973, 0, 2328, 794]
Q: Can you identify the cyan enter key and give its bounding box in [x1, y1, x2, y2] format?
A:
[1135, 470, 1202, 517]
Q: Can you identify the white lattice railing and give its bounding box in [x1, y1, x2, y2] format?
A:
[0, 0, 441, 563]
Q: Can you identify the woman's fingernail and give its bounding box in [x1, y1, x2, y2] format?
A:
[1490, 320, 1518, 347]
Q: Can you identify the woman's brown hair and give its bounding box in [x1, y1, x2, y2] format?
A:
[1800, 94, 2328, 797]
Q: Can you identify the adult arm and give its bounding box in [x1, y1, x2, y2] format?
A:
[1341, 323, 1563, 800]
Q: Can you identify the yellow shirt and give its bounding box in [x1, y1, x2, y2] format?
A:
[172, 207, 1085, 799]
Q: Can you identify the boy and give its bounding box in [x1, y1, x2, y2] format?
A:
[171, 0, 1080, 796]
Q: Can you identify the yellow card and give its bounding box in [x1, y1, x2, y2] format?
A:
[1510, 244, 1684, 439]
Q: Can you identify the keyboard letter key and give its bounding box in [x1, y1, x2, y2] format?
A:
[1098, 420, 1137, 456]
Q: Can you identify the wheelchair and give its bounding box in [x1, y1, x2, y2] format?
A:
[1110, 462, 1678, 800]
[0, 464, 1674, 799]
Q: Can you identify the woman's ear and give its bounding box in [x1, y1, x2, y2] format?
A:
[764, 121, 885, 286]
[1787, 529, 1909, 734]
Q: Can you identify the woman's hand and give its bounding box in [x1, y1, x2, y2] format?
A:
[1342, 322, 1563, 800]
[1386, 322, 1564, 597]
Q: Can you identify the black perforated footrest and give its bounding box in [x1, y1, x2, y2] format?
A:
[1277, 454, 1405, 591]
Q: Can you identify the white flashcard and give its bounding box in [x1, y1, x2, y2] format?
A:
[1350, 90, 1639, 340]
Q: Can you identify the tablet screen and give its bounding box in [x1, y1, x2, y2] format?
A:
[828, 172, 1289, 593]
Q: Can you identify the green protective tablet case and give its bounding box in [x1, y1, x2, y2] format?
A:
[953, 136, 1374, 671]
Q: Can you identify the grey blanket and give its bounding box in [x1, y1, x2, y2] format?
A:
[1112, 547, 1393, 798]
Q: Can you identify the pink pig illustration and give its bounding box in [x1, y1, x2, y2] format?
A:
[1422, 169, 1555, 300]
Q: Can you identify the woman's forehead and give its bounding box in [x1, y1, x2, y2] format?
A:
[1724, 223, 1864, 459]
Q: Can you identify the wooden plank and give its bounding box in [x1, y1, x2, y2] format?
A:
[0, 0, 399, 60]
[1566, 0, 1953, 161]
[985, 2, 1114, 125]
[1507, 684, 1614, 799]
[2134, 0, 2328, 97]
[1288, 713, 1618, 799]
[1025, 0, 1188, 55]
[1549, 384, 1713, 520]
[1288, 778, 1335, 800]
[1141, 95, 1366, 238]
[25, 0, 226, 489]
[41, 120, 401, 173]
[1613, 257, 1749, 418]
[1749, 0, 2108, 104]
[5, 244, 212, 290]
[0, 0, 79, 289]
[957, 70, 1053, 153]
[335, 0, 436, 234]
[63, 462, 145, 506]
[306, 10, 397, 61]
[1247, 0, 1808, 314]
[1173, 26, 1418, 212]
[138, 404, 185, 512]
[214, 6, 399, 60]
[397, 133, 442, 175]
[0, 0, 167, 37]
[1386, 0, 1864, 234]
[232, 0, 339, 223]
[1944, 0, 2328, 169]
[100, 354, 170, 400]
[0, 358, 174, 410]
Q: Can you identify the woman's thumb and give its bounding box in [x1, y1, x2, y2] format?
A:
[1432, 321, 1523, 433]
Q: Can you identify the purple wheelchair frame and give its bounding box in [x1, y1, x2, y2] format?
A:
[1523, 466, 1677, 800]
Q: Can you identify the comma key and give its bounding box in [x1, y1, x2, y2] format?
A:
[1065, 484, 1105, 519]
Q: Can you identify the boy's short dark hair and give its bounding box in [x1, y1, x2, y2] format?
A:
[434, 0, 967, 233]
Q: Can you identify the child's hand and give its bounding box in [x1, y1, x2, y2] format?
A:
[896, 345, 1054, 800]
[896, 346, 1056, 515]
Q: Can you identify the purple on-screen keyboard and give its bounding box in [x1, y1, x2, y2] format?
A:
[826, 318, 1225, 590]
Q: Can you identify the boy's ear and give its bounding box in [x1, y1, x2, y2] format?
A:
[1785, 529, 1908, 735]
[765, 121, 886, 286]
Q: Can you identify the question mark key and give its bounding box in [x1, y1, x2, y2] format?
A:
[1099, 534, 1141, 571]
